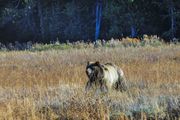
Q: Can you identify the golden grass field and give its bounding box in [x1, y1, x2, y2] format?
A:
[0, 45, 180, 120]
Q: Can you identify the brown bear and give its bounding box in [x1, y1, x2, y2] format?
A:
[85, 61, 127, 94]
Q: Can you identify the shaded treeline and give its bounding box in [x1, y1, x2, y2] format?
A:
[0, 0, 180, 44]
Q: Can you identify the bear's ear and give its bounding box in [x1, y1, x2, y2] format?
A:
[95, 61, 100, 65]
[87, 61, 90, 65]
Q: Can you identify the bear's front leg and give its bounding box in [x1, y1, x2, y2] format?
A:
[85, 80, 92, 92]
[100, 84, 108, 93]
[99, 79, 108, 93]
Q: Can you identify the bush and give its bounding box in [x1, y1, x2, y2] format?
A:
[142, 35, 164, 47]
[121, 37, 141, 47]
[2, 35, 169, 52]
[31, 43, 72, 51]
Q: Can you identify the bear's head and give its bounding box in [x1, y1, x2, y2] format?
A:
[86, 61, 104, 82]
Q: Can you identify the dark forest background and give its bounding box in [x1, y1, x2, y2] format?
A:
[0, 0, 180, 44]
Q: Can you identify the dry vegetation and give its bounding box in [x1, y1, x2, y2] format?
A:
[0, 44, 180, 119]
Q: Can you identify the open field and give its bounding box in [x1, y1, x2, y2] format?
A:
[0, 45, 180, 119]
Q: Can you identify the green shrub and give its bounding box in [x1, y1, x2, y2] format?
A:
[31, 43, 72, 51]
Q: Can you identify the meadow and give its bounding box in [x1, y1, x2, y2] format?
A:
[0, 38, 180, 119]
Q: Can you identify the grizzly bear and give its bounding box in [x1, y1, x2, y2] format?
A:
[85, 61, 127, 93]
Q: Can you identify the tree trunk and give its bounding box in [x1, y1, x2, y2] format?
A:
[168, 0, 176, 42]
[95, 0, 102, 42]
[130, 24, 137, 38]
[37, 0, 45, 41]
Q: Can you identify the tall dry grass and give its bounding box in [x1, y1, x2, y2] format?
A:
[0, 45, 180, 119]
